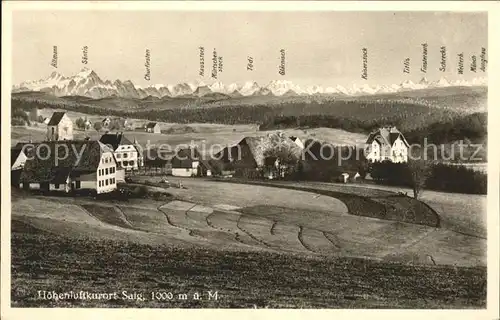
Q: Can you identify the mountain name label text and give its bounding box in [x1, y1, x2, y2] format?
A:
[439, 46, 446, 72]
[144, 49, 151, 81]
[480, 47, 487, 72]
[421, 43, 428, 73]
[457, 53, 464, 75]
[51, 46, 58, 68]
[361, 48, 368, 80]
[199, 47, 205, 77]
[212, 48, 218, 79]
[279, 49, 286, 76]
[247, 56, 254, 71]
[82, 46, 88, 65]
[403, 58, 410, 73]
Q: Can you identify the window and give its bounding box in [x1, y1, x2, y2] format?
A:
[123, 161, 128, 166]
[55, 184, 59, 189]
[116, 153, 121, 159]
[106, 179, 109, 186]
[112, 178, 115, 184]
[99, 181, 101, 187]
[130, 161, 134, 166]
[105, 168, 109, 175]
[123, 153, 128, 158]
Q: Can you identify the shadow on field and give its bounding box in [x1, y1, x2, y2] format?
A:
[214, 179, 441, 228]
[11, 220, 485, 308]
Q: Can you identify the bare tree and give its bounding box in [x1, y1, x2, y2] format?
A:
[407, 157, 432, 199]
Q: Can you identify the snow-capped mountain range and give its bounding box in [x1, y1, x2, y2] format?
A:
[12, 68, 488, 99]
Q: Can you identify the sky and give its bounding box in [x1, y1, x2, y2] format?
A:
[11, 11, 488, 87]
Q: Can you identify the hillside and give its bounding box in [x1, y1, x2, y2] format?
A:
[11, 86, 488, 146]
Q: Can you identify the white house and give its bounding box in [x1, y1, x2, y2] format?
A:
[145, 122, 161, 134]
[289, 136, 305, 149]
[20, 141, 118, 194]
[365, 126, 409, 163]
[11, 147, 28, 188]
[171, 148, 212, 177]
[11, 148, 27, 170]
[46, 112, 73, 141]
[84, 118, 93, 130]
[99, 132, 140, 171]
[102, 117, 111, 128]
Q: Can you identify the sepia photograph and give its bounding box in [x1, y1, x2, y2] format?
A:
[1, 1, 499, 317]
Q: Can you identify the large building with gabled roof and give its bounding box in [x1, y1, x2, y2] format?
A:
[99, 132, 142, 171]
[20, 140, 118, 194]
[46, 112, 73, 141]
[365, 126, 409, 163]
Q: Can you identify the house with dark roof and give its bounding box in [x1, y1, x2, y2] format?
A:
[289, 136, 305, 149]
[365, 126, 409, 163]
[11, 148, 27, 171]
[99, 132, 141, 172]
[11, 147, 28, 187]
[20, 140, 118, 194]
[217, 133, 303, 172]
[102, 117, 111, 128]
[145, 122, 161, 134]
[46, 112, 73, 141]
[171, 148, 212, 177]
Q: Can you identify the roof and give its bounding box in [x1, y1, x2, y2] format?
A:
[171, 148, 202, 168]
[11, 148, 24, 166]
[229, 134, 303, 167]
[21, 140, 113, 183]
[199, 159, 213, 171]
[47, 112, 67, 126]
[366, 127, 409, 147]
[50, 167, 72, 184]
[264, 156, 278, 166]
[145, 122, 158, 128]
[99, 133, 134, 150]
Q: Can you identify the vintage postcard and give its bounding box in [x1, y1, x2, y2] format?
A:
[1, 1, 499, 319]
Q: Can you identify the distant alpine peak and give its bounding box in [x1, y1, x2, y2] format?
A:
[12, 68, 488, 99]
[76, 67, 95, 77]
[419, 76, 429, 84]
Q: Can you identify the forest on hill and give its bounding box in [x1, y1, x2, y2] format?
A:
[11, 95, 487, 146]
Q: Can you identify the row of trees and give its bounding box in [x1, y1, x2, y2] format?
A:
[370, 161, 487, 195]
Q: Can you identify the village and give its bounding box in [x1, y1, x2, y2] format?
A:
[11, 111, 410, 197]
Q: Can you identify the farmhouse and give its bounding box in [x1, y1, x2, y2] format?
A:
[11, 147, 28, 187]
[145, 122, 161, 133]
[99, 132, 141, 171]
[289, 136, 305, 149]
[46, 112, 73, 141]
[83, 118, 92, 130]
[102, 117, 111, 128]
[143, 147, 176, 174]
[365, 126, 409, 163]
[11, 147, 27, 170]
[20, 140, 118, 194]
[171, 148, 212, 177]
[217, 133, 303, 176]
